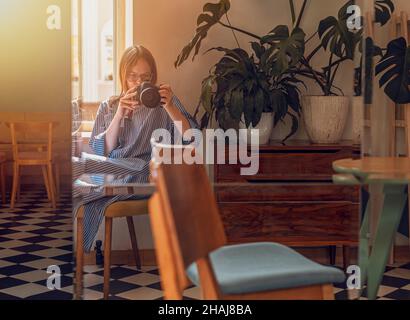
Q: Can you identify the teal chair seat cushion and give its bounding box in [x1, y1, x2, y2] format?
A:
[186, 242, 345, 295]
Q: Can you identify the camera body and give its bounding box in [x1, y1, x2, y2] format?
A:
[135, 82, 161, 109]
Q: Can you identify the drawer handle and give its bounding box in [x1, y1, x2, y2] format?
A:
[258, 149, 341, 154]
[246, 179, 333, 183]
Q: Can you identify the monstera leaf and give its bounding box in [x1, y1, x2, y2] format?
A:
[261, 25, 305, 74]
[363, 37, 383, 103]
[200, 74, 216, 114]
[203, 46, 286, 129]
[375, 37, 410, 104]
[175, 0, 230, 67]
[375, 0, 395, 26]
[318, 0, 361, 59]
[210, 47, 255, 76]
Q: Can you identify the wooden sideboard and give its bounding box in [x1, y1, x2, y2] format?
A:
[214, 140, 360, 268]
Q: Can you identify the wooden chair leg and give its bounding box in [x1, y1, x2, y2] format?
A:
[10, 163, 19, 209]
[16, 167, 21, 201]
[75, 216, 84, 300]
[389, 244, 395, 266]
[343, 246, 351, 271]
[47, 163, 56, 209]
[54, 163, 60, 200]
[329, 246, 336, 265]
[42, 166, 51, 201]
[126, 216, 142, 270]
[103, 217, 113, 300]
[0, 163, 6, 204]
[321, 284, 335, 300]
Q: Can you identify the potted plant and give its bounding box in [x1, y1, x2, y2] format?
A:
[198, 43, 304, 144]
[175, 0, 304, 144]
[282, 0, 362, 143]
[175, 0, 405, 145]
[297, 0, 404, 144]
[175, 0, 362, 144]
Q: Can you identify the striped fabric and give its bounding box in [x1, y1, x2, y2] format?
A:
[73, 95, 198, 252]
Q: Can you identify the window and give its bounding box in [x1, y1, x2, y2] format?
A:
[71, 0, 133, 107]
[101, 20, 114, 82]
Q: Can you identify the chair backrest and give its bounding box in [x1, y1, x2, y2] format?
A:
[150, 139, 197, 180]
[9, 122, 54, 162]
[149, 162, 227, 299]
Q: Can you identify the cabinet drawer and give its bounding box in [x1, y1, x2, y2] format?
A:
[218, 202, 359, 245]
[216, 148, 354, 182]
[215, 184, 360, 202]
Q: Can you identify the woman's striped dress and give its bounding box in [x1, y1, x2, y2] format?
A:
[73, 95, 198, 252]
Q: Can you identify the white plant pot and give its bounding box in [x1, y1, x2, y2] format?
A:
[352, 96, 364, 145]
[239, 112, 274, 145]
[302, 96, 349, 144]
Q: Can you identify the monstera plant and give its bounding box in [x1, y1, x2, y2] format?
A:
[375, 37, 410, 104]
[201, 44, 304, 141]
[176, 0, 305, 141]
[175, 0, 401, 143]
[354, 0, 410, 105]
[354, 0, 396, 100]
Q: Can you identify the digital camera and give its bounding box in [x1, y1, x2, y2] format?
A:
[135, 82, 161, 109]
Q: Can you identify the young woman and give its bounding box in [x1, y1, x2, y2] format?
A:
[90, 45, 197, 159]
[74, 45, 198, 252]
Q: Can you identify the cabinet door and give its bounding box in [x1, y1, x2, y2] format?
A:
[218, 201, 359, 246]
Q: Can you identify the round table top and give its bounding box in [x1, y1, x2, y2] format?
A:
[333, 157, 410, 182]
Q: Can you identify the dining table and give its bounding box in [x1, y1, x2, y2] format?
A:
[73, 173, 157, 196]
[333, 157, 410, 300]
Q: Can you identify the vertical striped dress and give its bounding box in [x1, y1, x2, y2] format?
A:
[73, 95, 198, 252]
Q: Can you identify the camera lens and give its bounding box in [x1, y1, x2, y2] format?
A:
[139, 82, 161, 108]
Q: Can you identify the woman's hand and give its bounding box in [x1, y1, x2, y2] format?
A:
[116, 86, 141, 118]
[159, 84, 175, 110]
[159, 84, 191, 135]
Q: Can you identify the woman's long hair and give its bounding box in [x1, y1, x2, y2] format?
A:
[108, 45, 158, 109]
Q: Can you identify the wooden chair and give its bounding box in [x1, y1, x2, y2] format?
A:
[75, 200, 148, 300]
[0, 152, 6, 204]
[149, 163, 346, 300]
[8, 122, 57, 209]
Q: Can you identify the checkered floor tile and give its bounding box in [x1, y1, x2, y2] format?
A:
[82, 265, 200, 300]
[334, 263, 410, 300]
[2, 190, 410, 300]
[0, 190, 73, 300]
[82, 264, 410, 300]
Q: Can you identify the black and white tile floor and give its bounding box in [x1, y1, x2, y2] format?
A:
[0, 190, 73, 300]
[81, 264, 201, 300]
[1, 190, 410, 300]
[81, 263, 410, 300]
[334, 263, 410, 300]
